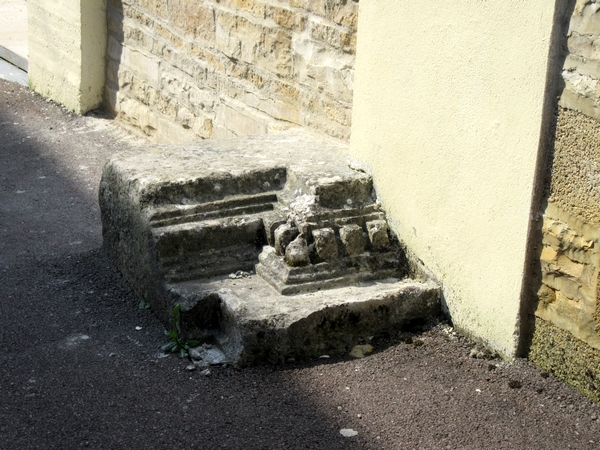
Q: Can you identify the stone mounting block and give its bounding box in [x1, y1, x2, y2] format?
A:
[99, 131, 440, 364]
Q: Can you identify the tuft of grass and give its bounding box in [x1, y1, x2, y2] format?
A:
[161, 304, 201, 358]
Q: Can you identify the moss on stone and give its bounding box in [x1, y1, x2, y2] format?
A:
[537, 284, 556, 308]
[530, 318, 600, 403]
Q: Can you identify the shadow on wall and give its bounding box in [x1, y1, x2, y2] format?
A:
[518, 0, 575, 357]
[103, 0, 123, 122]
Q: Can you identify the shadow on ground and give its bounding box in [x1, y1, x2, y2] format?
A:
[0, 80, 365, 449]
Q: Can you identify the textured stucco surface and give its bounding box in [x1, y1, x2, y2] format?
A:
[548, 107, 600, 225]
[28, 0, 106, 113]
[530, 317, 600, 403]
[350, 1, 558, 358]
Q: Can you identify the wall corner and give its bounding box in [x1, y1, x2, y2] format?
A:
[27, 0, 107, 114]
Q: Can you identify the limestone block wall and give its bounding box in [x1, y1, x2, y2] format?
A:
[104, 0, 357, 143]
[536, 199, 600, 350]
[560, 1, 600, 120]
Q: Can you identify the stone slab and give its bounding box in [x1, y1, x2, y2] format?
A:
[169, 275, 441, 364]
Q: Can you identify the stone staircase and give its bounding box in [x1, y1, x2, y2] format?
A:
[99, 131, 441, 364]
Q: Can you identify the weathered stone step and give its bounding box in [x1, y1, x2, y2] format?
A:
[256, 246, 400, 294]
[168, 275, 440, 364]
[147, 166, 287, 207]
[257, 265, 400, 296]
[100, 131, 442, 364]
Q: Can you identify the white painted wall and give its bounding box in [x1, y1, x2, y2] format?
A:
[350, 1, 559, 357]
[28, 0, 106, 113]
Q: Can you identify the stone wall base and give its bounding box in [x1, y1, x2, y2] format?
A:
[530, 317, 600, 402]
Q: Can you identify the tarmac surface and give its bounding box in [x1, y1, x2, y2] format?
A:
[2, 77, 600, 449]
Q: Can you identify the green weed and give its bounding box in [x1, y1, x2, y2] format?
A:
[161, 303, 201, 358]
[138, 296, 151, 310]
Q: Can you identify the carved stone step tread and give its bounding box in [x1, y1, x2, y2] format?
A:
[168, 275, 441, 364]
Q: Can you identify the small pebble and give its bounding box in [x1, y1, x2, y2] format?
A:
[349, 344, 373, 358]
[200, 369, 211, 377]
[508, 380, 522, 389]
[319, 355, 330, 359]
[186, 364, 196, 372]
[340, 429, 358, 438]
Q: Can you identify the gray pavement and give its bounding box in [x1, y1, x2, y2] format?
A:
[0, 58, 27, 86]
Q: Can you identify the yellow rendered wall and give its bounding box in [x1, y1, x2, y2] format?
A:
[28, 0, 106, 114]
[80, 0, 107, 111]
[350, 1, 559, 357]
